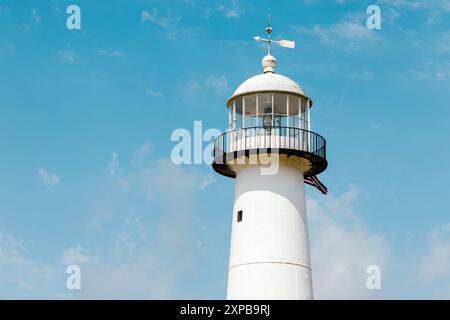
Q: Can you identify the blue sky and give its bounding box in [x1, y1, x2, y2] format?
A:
[0, 0, 449, 299]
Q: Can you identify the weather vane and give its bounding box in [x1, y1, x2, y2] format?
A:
[254, 15, 296, 55]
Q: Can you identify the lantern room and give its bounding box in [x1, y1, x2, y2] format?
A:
[227, 69, 311, 133]
[227, 55, 311, 132]
[212, 54, 327, 178]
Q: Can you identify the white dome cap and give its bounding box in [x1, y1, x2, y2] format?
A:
[229, 73, 305, 101]
[227, 53, 312, 106]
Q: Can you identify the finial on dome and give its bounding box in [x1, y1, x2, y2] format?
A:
[262, 54, 277, 73]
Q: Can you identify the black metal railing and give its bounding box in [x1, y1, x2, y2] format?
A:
[213, 126, 326, 161]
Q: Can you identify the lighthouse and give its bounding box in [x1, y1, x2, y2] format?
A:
[212, 20, 328, 300]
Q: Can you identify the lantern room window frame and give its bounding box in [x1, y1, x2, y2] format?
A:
[227, 92, 311, 132]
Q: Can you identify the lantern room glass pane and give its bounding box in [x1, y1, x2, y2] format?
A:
[244, 94, 257, 128]
[258, 93, 273, 115]
[273, 94, 287, 115]
[228, 93, 310, 130]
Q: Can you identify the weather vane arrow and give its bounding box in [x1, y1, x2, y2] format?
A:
[254, 14, 296, 54]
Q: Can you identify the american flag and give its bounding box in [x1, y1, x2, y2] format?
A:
[304, 175, 328, 195]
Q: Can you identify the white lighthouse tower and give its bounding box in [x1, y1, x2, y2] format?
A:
[212, 20, 328, 300]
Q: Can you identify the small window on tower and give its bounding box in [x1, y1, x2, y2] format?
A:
[237, 210, 243, 223]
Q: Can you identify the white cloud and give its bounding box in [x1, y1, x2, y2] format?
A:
[31, 8, 40, 24]
[217, 0, 243, 18]
[380, 0, 450, 28]
[97, 49, 124, 58]
[122, 142, 217, 196]
[57, 50, 76, 63]
[419, 224, 450, 282]
[0, 231, 27, 266]
[1, 225, 165, 299]
[125, 216, 145, 236]
[0, 229, 62, 297]
[113, 216, 145, 258]
[33, 153, 215, 298]
[62, 245, 91, 265]
[217, 5, 238, 18]
[37, 168, 60, 187]
[2, 44, 15, 54]
[180, 75, 228, 96]
[414, 224, 450, 298]
[144, 86, 164, 98]
[140, 8, 201, 40]
[179, 79, 202, 96]
[296, 16, 380, 51]
[141, 9, 180, 28]
[107, 152, 120, 178]
[380, 0, 424, 9]
[131, 157, 214, 199]
[409, 61, 450, 82]
[166, 28, 200, 41]
[199, 173, 216, 190]
[308, 186, 390, 299]
[370, 123, 387, 134]
[81, 153, 215, 298]
[18, 8, 41, 32]
[206, 75, 228, 92]
[131, 141, 153, 165]
[436, 32, 450, 53]
[381, 0, 450, 11]
[75, 252, 176, 299]
[384, 8, 402, 24]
